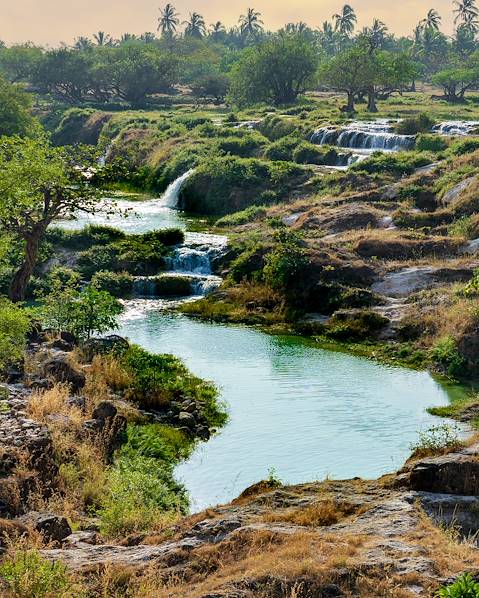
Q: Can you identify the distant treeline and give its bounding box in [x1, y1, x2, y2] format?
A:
[2, 2, 479, 108]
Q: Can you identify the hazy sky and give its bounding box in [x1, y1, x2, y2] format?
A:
[3, 0, 459, 46]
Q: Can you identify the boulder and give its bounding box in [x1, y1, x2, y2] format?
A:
[19, 512, 71, 543]
[408, 449, 479, 495]
[178, 412, 196, 429]
[42, 356, 85, 393]
[81, 335, 129, 360]
[92, 401, 117, 421]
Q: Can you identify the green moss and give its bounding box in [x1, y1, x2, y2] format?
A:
[352, 151, 433, 175]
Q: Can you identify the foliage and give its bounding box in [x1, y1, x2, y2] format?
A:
[0, 550, 74, 598]
[437, 574, 479, 598]
[264, 135, 301, 161]
[216, 205, 267, 226]
[352, 151, 432, 175]
[228, 34, 318, 106]
[0, 298, 31, 375]
[395, 113, 435, 134]
[415, 133, 448, 152]
[91, 270, 134, 297]
[410, 423, 462, 456]
[0, 76, 36, 137]
[40, 280, 123, 341]
[430, 336, 467, 377]
[263, 229, 310, 291]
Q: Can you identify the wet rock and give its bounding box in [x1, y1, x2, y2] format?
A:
[178, 412, 196, 429]
[19, 512, 71, 543]
[196, 425, 210, 440]
[42, 355, 85, 393]
[92, 401, 117, 421]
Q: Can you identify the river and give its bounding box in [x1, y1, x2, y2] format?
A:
[59, 189, 463, 512]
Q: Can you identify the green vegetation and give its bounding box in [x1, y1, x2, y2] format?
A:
[437, 574, 479, 597]
[0, 299, 31, 374]
[410, 423, 462, 457]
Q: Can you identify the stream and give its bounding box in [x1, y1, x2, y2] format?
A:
[59, 179, 465, 512]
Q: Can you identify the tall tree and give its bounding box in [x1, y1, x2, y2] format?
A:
[158, 3, 180, 36]
[93, 31, 112, 46]
[454, 0, 479, 32]
[0, 137, 100, 302]
[332, 5, 357, 36]
[239, 8, 264, 39]
[209, 22, 226, 42]
[184, 12, 206, 38]
[419, 9, 442, 31]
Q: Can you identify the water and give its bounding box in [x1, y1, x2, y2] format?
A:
[311, 121, 416, 154]
[117, 306, 460, 512]
[433, 121, 479, 136]
[161, 169, 195, 209]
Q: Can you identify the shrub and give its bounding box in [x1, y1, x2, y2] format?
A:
[91, 270, 134, 297]
[430, 335, 467, 377]
[395, 114, 435, 135]
[77, 244, 118, 278]
[352, 151, 432, 175]
[264, 136, 301, 161]
[257, 115, 298, 141]
[448, 215, 477, 239]
[0, 299, 31, 375]
[216, 133, 267, 158]
[437, 573, 479, 597]
[263, 230, 310, 291]
[416, 134, 448, 152]
[0, 550, 74, 597]
[325, 311, 388, 341]
[216, 205, 267, 226]
[449, 138, 479, 156]
[46, 225, 126, 250]
[98, 424, 193, 537]
[410, 423, 462, 459]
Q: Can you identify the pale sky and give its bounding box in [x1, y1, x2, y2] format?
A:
[3, 0, 459, 46]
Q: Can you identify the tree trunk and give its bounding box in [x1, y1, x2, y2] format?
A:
[9, 231, 42, 303]
[367, 87, 378, 112]
[345, 92, 355, 113]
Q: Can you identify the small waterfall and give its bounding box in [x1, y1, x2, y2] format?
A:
[433, 121, 479, 136]
[132, 277, 158, 297]
[161, 169, 195, 209]
[311, 121, 416, 152]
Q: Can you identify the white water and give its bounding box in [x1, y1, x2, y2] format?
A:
[311, 120, 416, 153]
[160, 169, 195, 209]
[433, 121, 479, 136]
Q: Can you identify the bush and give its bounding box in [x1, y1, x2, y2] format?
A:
[46, 225, 126, 250]
[410, 424, 462, 458]
[448, 138, 479, 156]
[0, 299, 31, 375]
[430, 335, 467, 377]
[264, 136, 301, 161]
[257, 115, 298, 141]
[216, 133, 267, 158]
[263, 230, 310, 291]
[395, 114, 435, 135]
[416, 134, 448, 152]
[0, 550, 74, 597]
[352, 151, 432, 175]
[216, 205, 267, 226]
[437, 573, 479, 597]
[324, 310, 388, 341]
[77, 244, 118, 278]
[91, 270, 134, 297]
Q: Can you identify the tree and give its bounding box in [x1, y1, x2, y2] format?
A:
[229, 34, 318, 106]
[0, 44, 43, 83]
[191, 72, 229, 103]
[0, 137, 101, 302]
[34, 48, 93, 103]
[318, 45, 371, 112]
[158, 3, 180, 36]
[184, 12, 206, 38]
[432, 65, 479, 101]
[74, 36, 93, 51]
[0, 77, 36, 137]
[454, 0, 479, 33]
[40, 281, 123, 341]
[209, 22, 226, 43]
[419, 8, 442, 31]
[93, 31, 113, 46]
[333, 4, 357, 36]
[362, 19, 388, 50]
[239, 8, 264, 39]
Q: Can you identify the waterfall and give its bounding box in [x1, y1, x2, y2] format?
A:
[433, 121, 479, 136]
[161, 169, 195, 209]
[132, 277, 158, 297]
[311, 121, 416, 152]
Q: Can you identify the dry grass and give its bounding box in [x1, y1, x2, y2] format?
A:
[28, 384, 83, 431]
[263, 499, 365, 528]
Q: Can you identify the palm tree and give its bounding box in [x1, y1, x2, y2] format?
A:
[239, 8, 264, 38]
[93, 31, 112, 46]
[419, 9, 442, 31]
[453, 0, 479, 33]
[140, 32, 156, 43]
[284, 22, 309, 34]
[74, 36, 93, 50]
[318, 21, 338, 55]
[184, 12, 206, 38]
[332, 5, 357, 36]
[363, 19, 388, 48]
[158, 3, 180, 36]
[209, 22, 226, 41]
[119, 33, 137, 43]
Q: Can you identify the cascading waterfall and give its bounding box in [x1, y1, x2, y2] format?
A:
[433, 121, 479, 136]
[311, 121, 416, 152]
[161, 169, 195, 209]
